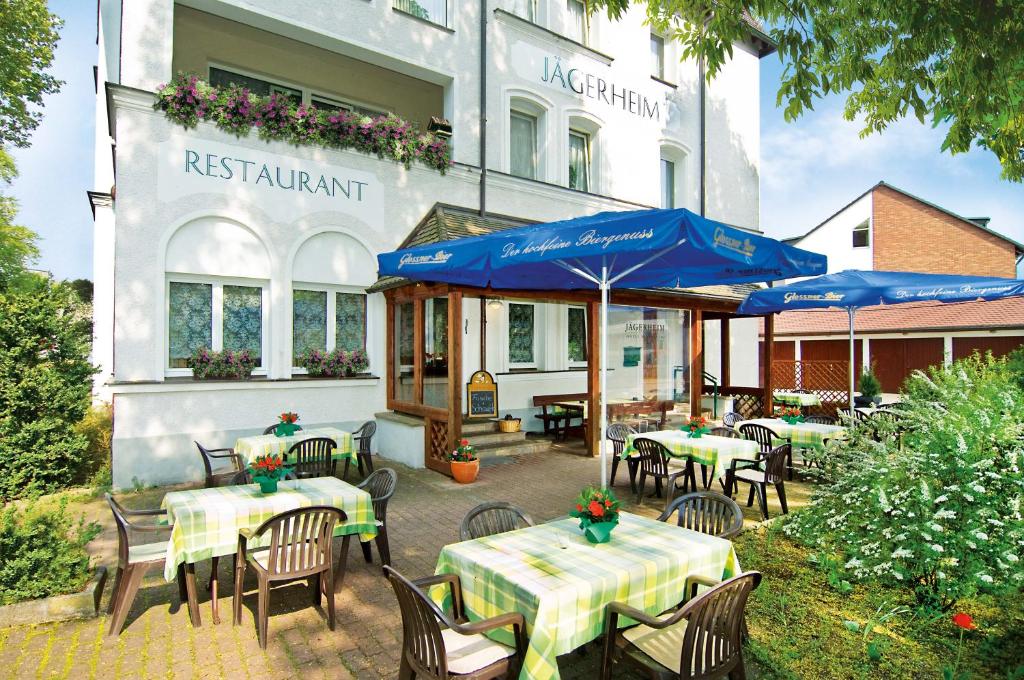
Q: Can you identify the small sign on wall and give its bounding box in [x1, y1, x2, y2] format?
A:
[466, 370, 498, 418]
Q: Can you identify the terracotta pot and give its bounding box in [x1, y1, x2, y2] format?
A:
[450, 459, 479, 484]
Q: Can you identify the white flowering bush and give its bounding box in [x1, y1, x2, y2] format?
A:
[785, 353, 1024, 609]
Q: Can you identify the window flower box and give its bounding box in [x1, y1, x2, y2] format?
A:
[187, 347, 257, 380]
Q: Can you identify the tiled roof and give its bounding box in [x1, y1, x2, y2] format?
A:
[765, 298, 1024, 336]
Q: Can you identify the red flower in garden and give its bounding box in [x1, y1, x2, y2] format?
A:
[588, 501, 605, 517]
[460, 438, 469, 446]
[952, 613, 976, 630]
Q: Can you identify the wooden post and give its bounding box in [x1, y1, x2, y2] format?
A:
[586, 300, 601, 457]
[763, 314, 775, 416]
[448, 292, 463, 452]
[720, 317, 731, 388]
[479, 297, 486, 371]
[413, 298, 424, 406]
[385, 295, 395, 404]
[689, 309, 703, 417]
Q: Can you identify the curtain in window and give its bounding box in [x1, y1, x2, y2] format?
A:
[336, 292, 367, 351]
[510, 113, 537, 179]
[293, 290, 327, 363]
[651, 35, 665, 79]
[660, 158, 675, 209]
[509, 304, 535, 364]
[223, 285, 262, 362]
[168, 282, 212, 368]
[569, 132, 590, 192]
[567, 0, 587, 43]
[568, 307, 587, 362]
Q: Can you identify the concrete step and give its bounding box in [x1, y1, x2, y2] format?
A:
[477, 438, 553, 459]
[465, 429, 528, 447]
[461, 419, 499, 435]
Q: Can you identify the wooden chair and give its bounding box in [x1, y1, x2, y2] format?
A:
[721, 412, 744, 428]
[658, 491, 744, 539]
[805, 414, 837, 425]
[105, 494, 174, 636]
[739, 422, 793, 480]
[263, 423, 303, 435]
[356, 468, 397, 568]
[601, 572, 762, 680]
[287, 437, 336, 479]
[460, 502, 534, 541]
[232, 506, 345, 649]
[725, 444, 791, 520]
[608, 422, 638, 492]
[632, 437, 692, 512]
[351, 421, 377, 477]
[385, 566, 526, 680]
[195, 441, 246, 488]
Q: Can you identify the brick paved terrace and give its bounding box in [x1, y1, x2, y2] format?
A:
[0, 447, 810, 679]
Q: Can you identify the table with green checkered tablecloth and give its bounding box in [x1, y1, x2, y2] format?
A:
[621, 430, 758, 481]
[234, 427, 354, 466]
[161, 477, 377, 581]
[739, 418, 846, 449]
[773, 391, 822, 407]
[432, 512, 740, 680]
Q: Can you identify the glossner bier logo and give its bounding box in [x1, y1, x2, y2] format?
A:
[398, 251, 453, 268]
[783, 291, 845, 303]
[542, 57, 660, 121]
[500, 227, 656, 258]
[712, 227, 757, 257]
[184, 149, 369, 201]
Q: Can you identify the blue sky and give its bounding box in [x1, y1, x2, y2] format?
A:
[8, 3, 1024, 280]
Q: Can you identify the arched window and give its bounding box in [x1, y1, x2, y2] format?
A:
[659, 142, 689, 210]
[508, 95, 550, 181]
[568, 114, 602, 193]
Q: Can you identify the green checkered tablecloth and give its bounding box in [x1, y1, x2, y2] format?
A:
[740, 418, 846, 449]
[773, 391, 822, 407]
[161, 477, 377, 581]
[621, 431, 758, 481]
[234, 427, 354, 465]
[432, 512, 740, 680]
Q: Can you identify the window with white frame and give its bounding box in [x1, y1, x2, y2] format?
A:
[311, 94, 386, 118]
[167, 279, 266, 371]
[508, 302, 537, 367]
[853, 220, 870, 248]
[660, 158, 675, 209]
[567, 306, 588, 366]
[651, 34, 666, 79]
[567, 0, 588, 44]
[510, 110, 539, 179]
[292, 286, 368, 366]
[209, 67, 302, 106]
[394, 0, 448, 27]
[568, 129, 592, 192]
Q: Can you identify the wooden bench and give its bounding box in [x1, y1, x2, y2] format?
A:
[532, 393, 588, 441]
[608, 399, 675, 431]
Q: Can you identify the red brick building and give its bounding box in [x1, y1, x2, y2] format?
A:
[772, 182, 1024, 393]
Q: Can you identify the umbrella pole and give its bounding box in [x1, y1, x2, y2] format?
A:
[599, 267, 609, 489]
[848, 307, 856, 414]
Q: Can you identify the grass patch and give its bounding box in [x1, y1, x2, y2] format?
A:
[735, 525, 1024, 679]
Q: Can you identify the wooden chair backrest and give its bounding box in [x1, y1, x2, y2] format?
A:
[658, 491, 744, 539]
[249, 506, 343, 577]
[358, 468, 397, 523]
[676, 572, 762, 679]
[460, 502, 534, 541]
[738, 423, 779, 453]
[606, 422, 636, 456]
[385, 567, 456, 679]
[288, 437, 336, 477]
[632, 437, 670, 477]
[709, 426, 741, 439]
[354, 421, 376, 453]
[762, 444, 790, 484]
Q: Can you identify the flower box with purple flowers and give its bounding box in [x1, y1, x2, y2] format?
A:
[296, 348, 370, 378]
[187, 347, 257, 380]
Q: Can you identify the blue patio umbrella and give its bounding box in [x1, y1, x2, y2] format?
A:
[737, 269, 1024, 412]
[378, 207, 827, 486]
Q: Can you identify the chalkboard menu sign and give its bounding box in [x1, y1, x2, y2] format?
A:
[466, 370, 498, 418]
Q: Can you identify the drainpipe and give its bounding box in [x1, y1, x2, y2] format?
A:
[698, 55, 706, 217]
[479, 0, 487, 216]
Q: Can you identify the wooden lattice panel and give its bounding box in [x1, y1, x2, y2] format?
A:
[771, 360, 850, 416]
[425, 418, 451, 475]
[706, 387, 766, 419]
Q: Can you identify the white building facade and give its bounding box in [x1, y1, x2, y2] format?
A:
[92, 0, 773, 488]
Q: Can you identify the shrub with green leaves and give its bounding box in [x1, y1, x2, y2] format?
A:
[786, 354, 1024, 609]
[0, 499, 100, 604]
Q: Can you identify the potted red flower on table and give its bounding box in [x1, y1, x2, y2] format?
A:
[683, 415, 710, 438]
[448, 439, 479, 483]
[275, 412, 300, 437]
[569, 487, 621, 544]
[248, 454, 293, 494]
[777, 406, 804, 425]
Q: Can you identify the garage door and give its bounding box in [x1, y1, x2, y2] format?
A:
[870, 338, 944, 392]
[952, 336, 1024, 360]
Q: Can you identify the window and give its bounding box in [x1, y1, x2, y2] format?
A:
[508, 303, 536, 366]
[292, 287, 368, 366]
[568, 130, 591, 192]
[525, 0, 538, 22]
[651, 34, 665, 79]
[853, 220, 870, 248]
[168, 280, 265, 370]
[567, 0, 588, 44]
[660, 158, 675, 208]
[209, 67, 301, 106]
[311, 95, 385, 118]
[567, 306, 588, 365]
[510, 111, 538, 179]
[394, 0, 448, 27]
